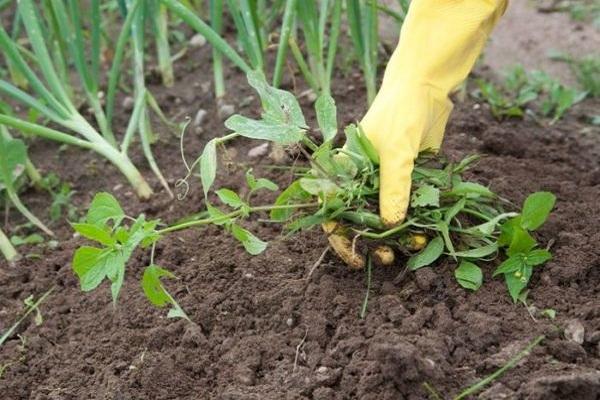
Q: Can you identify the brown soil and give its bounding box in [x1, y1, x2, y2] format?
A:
[2, 30, 600, 400]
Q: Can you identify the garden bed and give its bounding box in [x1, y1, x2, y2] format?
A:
[1, 40, 600, 400]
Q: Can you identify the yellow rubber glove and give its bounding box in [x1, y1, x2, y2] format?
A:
[361, 0, 508, 226]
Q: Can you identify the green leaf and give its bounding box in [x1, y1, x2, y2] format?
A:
[411, 185, 440, 208]
[466, 212, 519, 236]
[299, 177, 339, 196]
[455, 260, 483, 291]
[444, 198, 466, 225]
[72, 223, 115, 246]
[271, 180, 310, 221]
[231, 224, 267, 255]
[142, 264, 177, 306]
[216, 188, 245, 209]
[10, 233, 44, 246]
[86, 192, 124, 226]
[507, 227, 537, 257]
[449, 182, 494, 198]
[408, 236, 444, 270]
[315, 94, 337, 142]
[200, 139, 217, 197]
[453, 243, 498, 258]
[72, 246, 119, 292]
[246, 70, 306, 128]
[343, 124, 372, 169]
[520, 191, 556, 231]
[524, 249, 552, 266]
[498, 216, 521, 246]
[206, 204, 231, 226]
[493, 255, 524, 277]
[505, 264, 532, 303]
[224, 115, 305, 145]
[356, 126, 380, 165]
[0, 135, 27, 188]
[245, 169, 278, 191]
[142, 264, 189, 320]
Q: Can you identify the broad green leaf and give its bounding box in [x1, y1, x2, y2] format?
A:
[299, 177, 339, 196]
[200, 139, 217, 197]
[507, 227, 537, 256]
[231, 224, 267, 255]
[498, 216, 522, 246]
[246, 70, 306, 128]
[408, 236, 444, 270]
[72, 223, 115, 246]
[72, 246, 118, 292]
[86, 192, 124, 226]
[449, 182, 494, 198]
[520, 191, 556, 231]
[453, 243, 498, 258]
[271, 180, 310, 221]
[315, 94, 337, 142]
[0, 135, 27, 188]
[505, 264, 532, 303]
[225, 115, 305, 145]
[455, 261, 483, 291]
[142, 264, 190, 320]
[216, 188, 245, 208]
[524, 249, 552, 266]
[493, 255, 524, 277]
[411, 185, 440, 208]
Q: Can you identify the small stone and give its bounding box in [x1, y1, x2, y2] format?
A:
[564, 319, 585, 344]
[286, 318, 294, 327]
[193, 109, 208, 127]
[269, 143, 288, 163]
[201, 82, 211, 93]
[247, 142, 269, 158]
[316, 366, 328, 374]
[189, 33, 206, 48]
[218, 103, 235, 120]
[243, 273, 254, 279]
[121, 96, 135, 111]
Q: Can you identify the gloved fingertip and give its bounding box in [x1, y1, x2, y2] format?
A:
[380, 195, 409, 227]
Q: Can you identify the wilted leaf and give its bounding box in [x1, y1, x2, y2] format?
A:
[200, 139, 217, 197]
[225, 115, 305, 145]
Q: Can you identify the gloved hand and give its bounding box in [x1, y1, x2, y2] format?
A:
[326, 0, 508, 268]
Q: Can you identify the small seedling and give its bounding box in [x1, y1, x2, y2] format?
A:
[0, 287, 53, 348]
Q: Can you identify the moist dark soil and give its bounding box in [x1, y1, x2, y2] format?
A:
[2, 41, 600, 400]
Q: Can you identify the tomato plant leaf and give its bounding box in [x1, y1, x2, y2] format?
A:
[408, 236, 444, 270]
[315, 93, 337, 142]
[520, 191, 556, 231]
[455, 260, 483, 291]
[72, 223, 115, 246]
[86, 192, 124, 227]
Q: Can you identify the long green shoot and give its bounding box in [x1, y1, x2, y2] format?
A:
[0, 0, 153, 198]
[151, 0, 175, 87]
[346, 0, 379, 104]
